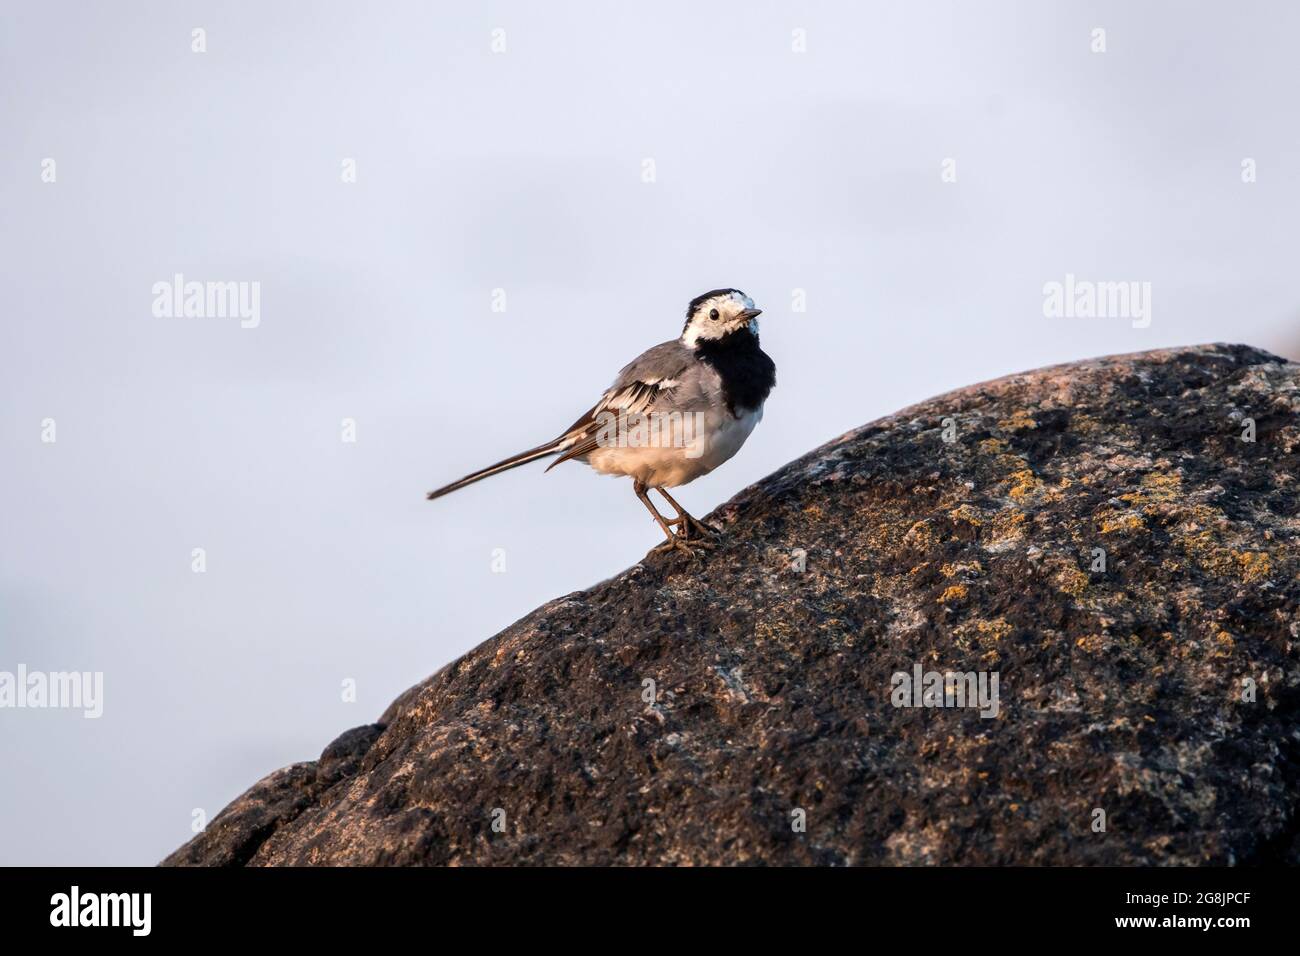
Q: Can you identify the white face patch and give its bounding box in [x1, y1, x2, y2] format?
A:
[681, 291, 759, 347]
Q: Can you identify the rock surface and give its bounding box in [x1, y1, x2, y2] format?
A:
[165, 344, 1300, 866]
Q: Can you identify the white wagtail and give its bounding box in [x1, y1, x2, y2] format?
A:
[427, 289, 776, 554]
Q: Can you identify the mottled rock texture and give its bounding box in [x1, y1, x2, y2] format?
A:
[165, 344, 1300, 866]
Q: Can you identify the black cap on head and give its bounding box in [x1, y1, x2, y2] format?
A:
[686, 288, 743, 320]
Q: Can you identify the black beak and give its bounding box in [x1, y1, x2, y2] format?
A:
[737, 309, 763, 322]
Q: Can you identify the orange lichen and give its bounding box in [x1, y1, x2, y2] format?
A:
[998, 410, 1038, 432]
[1055, 565, 1089, 596]
[903, 519, 939, 550]
[1237, 551, 1271, 583]
[956, 618, 1011, 646]
[989, 509, 1028, 542]
[1177, 510, 1274, 582]
[1075, 634, 1107, 653]
[1099, 511, 1144, 534]
[1121, 471, 1183, 507]
[1007, 469, 1043, 501]
[938, 584, 969, 603]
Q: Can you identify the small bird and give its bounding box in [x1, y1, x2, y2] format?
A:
[426, 288, 776, 554]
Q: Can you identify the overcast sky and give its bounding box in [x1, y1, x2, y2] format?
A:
[2, 0, 1298, 864]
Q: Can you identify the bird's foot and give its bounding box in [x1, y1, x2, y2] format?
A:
[666, 513, 721, 541]
[649, 531, 716, 558]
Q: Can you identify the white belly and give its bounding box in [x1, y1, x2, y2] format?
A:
[583, 403, 764, 488]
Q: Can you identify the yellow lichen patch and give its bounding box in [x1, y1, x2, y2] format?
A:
[998, 409, 1038, 432]
[1175, 503, 1224, 529]
[977, 621, 1008, 642]
[1178, 512, 1273, 583]
[951, 616, 1008, 660]
[1046, 476, 1079, 504]
[857, 508, 912, 556]
[1098, 510, 1144, 534]
[802, 503, 826, 521]
[949, 504, 984, 527]
[1237, 551, 1271, 583]
[1007, 468, 1044, 501]
[1075, 634, 1107, 654]
[938, 584, 969, 603]
[975, 618, 1011, 643]
[988, 508, 1028, 543]
[940, 561, 984, 578]
[1120, 471, 1183, 507]
[1054, 565, 1089, 597]
[902, 519, 939, 550]
[1172, 507, 1235, 570]
[1213, 630, 1236, 658]
[955, 617, 1012, 650]
[979, 437, 1010, 455]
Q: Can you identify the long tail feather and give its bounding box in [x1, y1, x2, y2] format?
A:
[545, 435, 598, 472]
[426, 439, 568, 500]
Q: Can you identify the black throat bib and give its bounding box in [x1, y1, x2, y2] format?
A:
[695, 330, 776, 416]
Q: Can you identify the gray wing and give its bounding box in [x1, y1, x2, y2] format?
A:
[546, 340, 713, 470]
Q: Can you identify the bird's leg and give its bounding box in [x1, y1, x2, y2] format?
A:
[635, 481, 706, 556]
[653, 487, 721, 540]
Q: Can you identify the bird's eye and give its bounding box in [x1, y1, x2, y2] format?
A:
[709, 309, 719, 321]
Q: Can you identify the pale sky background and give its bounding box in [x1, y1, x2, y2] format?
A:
[2, 1, 1297, 865]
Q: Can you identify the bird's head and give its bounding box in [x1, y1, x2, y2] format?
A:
[681, 289, 763, 348]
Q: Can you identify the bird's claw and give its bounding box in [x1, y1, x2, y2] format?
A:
[666, 514, 721, 540]
[650, 533, 716, 558]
